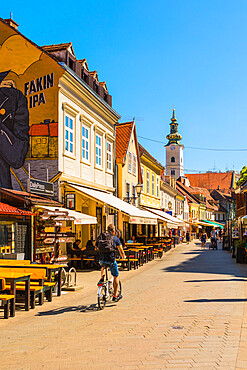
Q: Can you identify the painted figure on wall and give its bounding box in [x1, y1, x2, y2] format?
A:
[0, 70, 29, 188]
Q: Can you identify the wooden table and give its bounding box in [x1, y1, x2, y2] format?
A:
[0, 270, 30, 317]
[0, 264, 64, 297]
[125, 243, 143, 247]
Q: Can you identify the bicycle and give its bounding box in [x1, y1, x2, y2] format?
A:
[97, 264, 122, 310]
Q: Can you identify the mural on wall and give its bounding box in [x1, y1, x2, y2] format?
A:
[0, 70, 29, 188]
[0, 20, 64, 190]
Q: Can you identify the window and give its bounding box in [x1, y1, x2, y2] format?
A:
[107, 141, 112, 171]
[147, 171, 150, 194]
[171, 157, 175, 163]
[132, 154, 137, 176]
[132, 185, 136, 205]
[156, 177, 159, 197]
[128, 152, 132, 173]
[152, 174, 155, 196]
[95, 134, 102, 166]
[82, 124, 89, 161]
[126, 182, 130, 201]
[171, 169, 175, 176]
[65, 115, 74, 153]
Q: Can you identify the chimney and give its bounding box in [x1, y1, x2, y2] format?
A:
[4, 14, 19, 30]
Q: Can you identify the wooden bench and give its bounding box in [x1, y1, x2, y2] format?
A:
[0, 259, 31, 265]
[1, 267, 48, 309]
[0, 278, 14, 319]
[0, 294, 15, 319]
[116, 250, 139, 270]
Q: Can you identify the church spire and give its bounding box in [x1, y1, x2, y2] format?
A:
[166, 108, 182, 145]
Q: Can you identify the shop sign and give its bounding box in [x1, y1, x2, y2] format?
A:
[27, 178, 54, 196]
[129, 217, 157, 225]
[40, 232, 76, 238]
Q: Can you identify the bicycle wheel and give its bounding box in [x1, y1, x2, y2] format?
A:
[98, 285, 107, 310]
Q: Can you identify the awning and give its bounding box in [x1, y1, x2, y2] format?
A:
[68, 185, 157, 225]
[0, 202, 34, 216]
[37, 206, 97, 225]
[201, 220, 224, 229]
[195, 221, 212, 227]
[145, 208, 185, 227]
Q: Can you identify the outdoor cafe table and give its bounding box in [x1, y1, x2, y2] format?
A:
[30, 264, 65, 296]
[0, 269, 30, 317]
[0, 263, 64, 296]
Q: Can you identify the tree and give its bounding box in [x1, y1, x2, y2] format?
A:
[237, 166, 247, 186]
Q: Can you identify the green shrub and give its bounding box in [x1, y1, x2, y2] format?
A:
[235, 240, 246, 248]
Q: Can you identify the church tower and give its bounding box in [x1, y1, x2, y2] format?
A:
[165, 109, 184, 179]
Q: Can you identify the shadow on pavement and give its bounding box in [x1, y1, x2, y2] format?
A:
[185, 278, 247, 282]
[185, 298, 247, 303]
[35, 303, 116, 316]
[162, 244, 247, 278]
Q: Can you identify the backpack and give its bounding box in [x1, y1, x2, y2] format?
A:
[97, 232, 115, 253]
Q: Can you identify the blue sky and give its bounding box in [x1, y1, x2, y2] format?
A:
[2, 0, 247, 173]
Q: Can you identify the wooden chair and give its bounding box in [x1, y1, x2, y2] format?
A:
[0, 278, 14, 319]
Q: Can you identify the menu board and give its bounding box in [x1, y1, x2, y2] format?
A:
[15, 224, 28, 253]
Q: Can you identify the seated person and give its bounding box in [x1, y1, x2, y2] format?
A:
[83, 240, 98, 256]
[71, 239, 86, 256]
[127, 235, 136, 243]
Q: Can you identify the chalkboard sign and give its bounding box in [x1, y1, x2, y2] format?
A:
[15, 224, 28, 253]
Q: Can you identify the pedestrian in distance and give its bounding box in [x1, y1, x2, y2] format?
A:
[210, 227, 218, 249]
[186, 231, 190, 244]
[201, 229, 207, 249]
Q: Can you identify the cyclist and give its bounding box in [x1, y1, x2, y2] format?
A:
[96, 224, 126, 302]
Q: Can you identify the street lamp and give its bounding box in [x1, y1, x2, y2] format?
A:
[135, 182, 142, 208]
[168, 201, 172, 210]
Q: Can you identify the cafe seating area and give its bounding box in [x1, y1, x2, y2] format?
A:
[0, 259, 64, 319]
[0, 237, 178, 319]
[67, 237, 175, 272]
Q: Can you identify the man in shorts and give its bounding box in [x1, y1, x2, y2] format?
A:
[96, 224, 126, 302]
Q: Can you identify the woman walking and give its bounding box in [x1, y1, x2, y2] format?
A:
[201, 229, 207, 249]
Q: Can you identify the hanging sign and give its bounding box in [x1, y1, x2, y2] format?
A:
[27, 178, 54, 196]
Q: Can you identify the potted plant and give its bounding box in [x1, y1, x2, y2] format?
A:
[235, 240, 246, 264]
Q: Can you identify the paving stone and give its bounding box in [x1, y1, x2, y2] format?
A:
[0, 241, 246, 368]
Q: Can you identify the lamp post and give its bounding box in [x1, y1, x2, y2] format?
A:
[135, 182, 142, 208]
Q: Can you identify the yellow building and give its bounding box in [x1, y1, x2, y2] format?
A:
[138, 143, 163, 209]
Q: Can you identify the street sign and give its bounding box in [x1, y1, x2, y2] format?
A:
[27, 178, 54, 196]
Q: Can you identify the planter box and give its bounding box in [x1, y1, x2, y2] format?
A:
[236, 248, 245, 264]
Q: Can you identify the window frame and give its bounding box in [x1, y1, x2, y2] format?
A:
[106, 140, 113, 172]
[95, 133, 102, 168]
[156, 176, 159, 197]
[147, 170, 150, 194]
[152, 173, 155, 196]
[132, 154, 137, 176]
[64, 114, 75, 155]
[128, 152, 132, 174]
[81, 123, 90, 163]
[171, 169, 175, 176]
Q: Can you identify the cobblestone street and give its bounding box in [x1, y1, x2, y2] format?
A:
[1, 241, 247, 369]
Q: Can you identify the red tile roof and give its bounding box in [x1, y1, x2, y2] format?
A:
[41, 42, 73, 52]
[115, 122, 134, 160]
[186, 172, 234, 192]
[29, 122, 58, 137]
[0, 202, 34, 216]
[0, 188, 61, 206]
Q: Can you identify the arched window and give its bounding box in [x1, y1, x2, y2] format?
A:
[171, 157, 175, 163]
